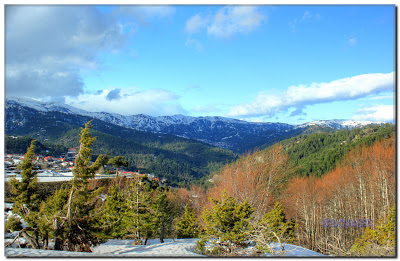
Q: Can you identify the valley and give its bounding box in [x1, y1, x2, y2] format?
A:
[5, 97, 395, 257]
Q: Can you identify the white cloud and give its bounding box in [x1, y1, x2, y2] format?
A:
[115, 6, 175, 24]
[289, 10, 321, 32]
[185, 14, 208, 34]
[353, 105, 394, 122]
[228, 72, 394, 119]
[5, 6, 175, 102]
[207, 6, 265, 38]
[184, 6, 265, 39]
[6, 6, 130, 101]
[365, 95, 394, 100]
[65, 88, 186, 116]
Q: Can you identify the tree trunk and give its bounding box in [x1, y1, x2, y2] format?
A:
[43, 232, 49, 250]
[54, 218, 62, 250]
[21, 231, 39, 249]
[160, 213, 165, 243]
[34, 230, 40, 249]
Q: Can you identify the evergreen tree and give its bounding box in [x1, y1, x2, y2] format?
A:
[175, 205, 199, 239]
[197, 190, 253, 255]
[119, 176, 159, 245]
[96, 184, 130, 239]
[37, 186, 70, 250]
[72, 120, 108, 189]
[134, 188, 158, 245]
[260, 202, 297, 243]
[154, 188, 179, 243]
[6, 215, 23, 232]
[350, 206, 395, 256]
[9, 140, 41, 249]
[108, 156, 128, 176]
[64, 120, 108, 252]
[251, 202, 297, 254]
[10, 140, 40, 215]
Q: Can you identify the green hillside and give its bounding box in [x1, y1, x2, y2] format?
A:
[280, 123, 395, 177]
[5, 122, 238, 187]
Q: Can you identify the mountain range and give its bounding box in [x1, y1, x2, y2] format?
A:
[5, 97, 383, 153]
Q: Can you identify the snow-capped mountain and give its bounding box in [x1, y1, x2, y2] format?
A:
[295, 119, 384, 130]
[5, 97, 385, 152]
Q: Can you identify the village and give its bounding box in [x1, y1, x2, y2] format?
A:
[4, 148, 160, 183]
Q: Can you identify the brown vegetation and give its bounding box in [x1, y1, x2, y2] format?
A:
[206, 144, 292, 220]
[283, 137, 395, 255]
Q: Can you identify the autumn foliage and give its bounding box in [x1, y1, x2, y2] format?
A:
[207, 144, 292, 219]
[283, 137, 395, 255]
[196, 134, 395, 256]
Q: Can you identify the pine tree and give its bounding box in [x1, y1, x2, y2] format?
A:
[130, 189, 156, 245]
[350, 206, 395, 256]
[198, 190, 253, 255]
[38, 186, 70, 250]
[64, 120, 108, 252]
[154, 188, 179, 243]
[260, 202, 297, 243]
[9, 140, 41, 249]
[108, 156, 128, 176]
[6, 215, 23, 232]
[175, 205, 199, 239]
[72, 120, 108, 190]
[250, 202, 297, 254]
[118, 176, 159, 245]
[96, 184, 130, 239]
[10, 140, 40, 216]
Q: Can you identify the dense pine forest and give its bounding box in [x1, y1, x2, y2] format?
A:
[5, 122, 395, 256]
[280, 123, 394, 177]
[6, 126, 238, 187]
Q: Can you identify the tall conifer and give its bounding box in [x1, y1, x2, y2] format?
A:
[198, 190, 253, 255]
[65, 120, 108, 251]
[175, 205, 199, 238]
[9, 140, 41, 249]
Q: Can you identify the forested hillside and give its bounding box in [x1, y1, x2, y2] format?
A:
[5, 129, 237, 187]
[189, 123, 395, 256]
[280, 123, 394, 177]
[5, 135, 68, 157]
[6, 121, 395, 256]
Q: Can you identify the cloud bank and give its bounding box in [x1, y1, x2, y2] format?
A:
[5, 5, 175, 102]
[228, 72, 394, 119]
[65, 88, 186, 116]
[185, 6, 265, 38]
[5, 6, 130, 101]
[353, 105, 394, 122]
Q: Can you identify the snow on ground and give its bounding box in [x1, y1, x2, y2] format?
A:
[5, 239, 204, 257]
[5, 176, 75, 182]
[5, 239, 328, 257]
[5, 172, 117, 183]
[265, 243, 326, 257]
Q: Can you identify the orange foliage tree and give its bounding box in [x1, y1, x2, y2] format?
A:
[207, 144, 292, 220]
[283, 137, 395, 255]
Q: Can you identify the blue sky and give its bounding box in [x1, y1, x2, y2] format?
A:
[5, 5, 395, 124]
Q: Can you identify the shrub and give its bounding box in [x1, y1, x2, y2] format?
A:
[6, 215, 23, 232]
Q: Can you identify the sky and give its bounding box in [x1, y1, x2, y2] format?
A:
[5, 5, 395, 124]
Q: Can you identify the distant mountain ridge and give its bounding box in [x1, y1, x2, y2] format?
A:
[5, 97, 385, 152]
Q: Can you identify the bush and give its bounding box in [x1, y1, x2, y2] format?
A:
[175, 205, 200, 238]
[198, 190, 253, 256]
[350, 206, 395, 256]
[6, 215, 23, 232]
